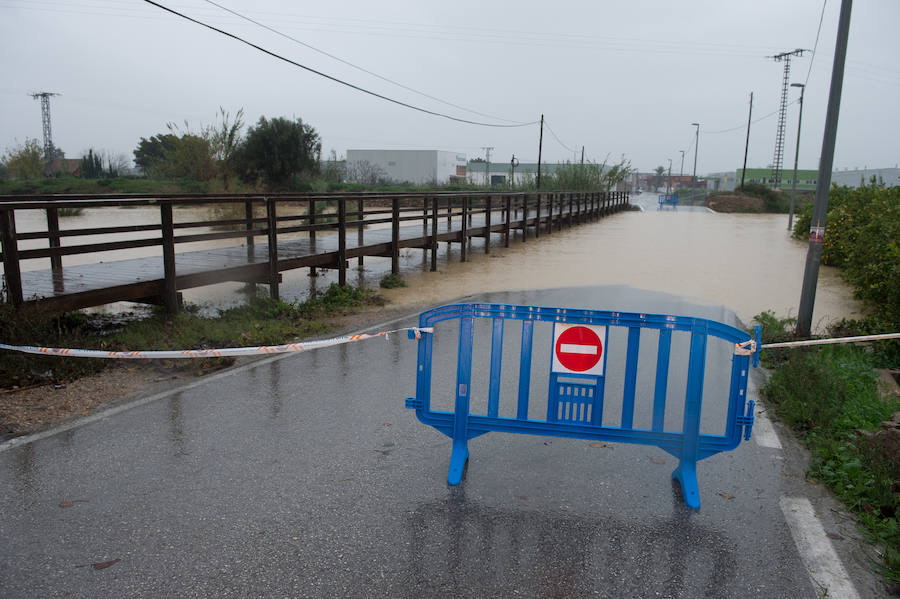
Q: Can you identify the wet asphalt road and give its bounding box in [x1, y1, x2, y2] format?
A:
[0, 286, 842, 598]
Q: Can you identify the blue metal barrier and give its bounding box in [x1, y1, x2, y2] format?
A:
[658, 193, 679, 208]
[405, 303, 760, 509]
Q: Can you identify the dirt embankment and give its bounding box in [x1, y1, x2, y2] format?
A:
[707, 194, 767, 213]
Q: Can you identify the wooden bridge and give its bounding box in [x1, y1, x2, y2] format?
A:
[0, 191, 630, 313]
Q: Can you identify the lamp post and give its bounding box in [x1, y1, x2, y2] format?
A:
[691, 123, 700, 185]
[788, 83, 805, 231]
[667, 159, 673, 194]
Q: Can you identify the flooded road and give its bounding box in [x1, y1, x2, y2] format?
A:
[9, 195, 860, 330]
[380, 196, 860, 331]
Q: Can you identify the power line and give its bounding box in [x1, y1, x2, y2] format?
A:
[702, 99, 800, 135]
[543, 121, 577, 154]
[141, 0, 538, 129]
[805, 0, 828, 85]
[201, 0, 528, 126]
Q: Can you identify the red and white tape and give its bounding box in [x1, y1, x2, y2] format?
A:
[0, 327, 433, 359]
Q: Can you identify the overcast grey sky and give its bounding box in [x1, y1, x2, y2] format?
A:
[1, 0, 897, 175]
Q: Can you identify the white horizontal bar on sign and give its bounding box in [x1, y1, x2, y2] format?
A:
[559, 343, 598, 355]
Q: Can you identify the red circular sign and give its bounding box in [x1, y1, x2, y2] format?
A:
[555, 326, 603, 372]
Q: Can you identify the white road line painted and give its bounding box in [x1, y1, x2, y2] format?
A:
[753, 404, 782, 449]
[780, 496, 861, 599]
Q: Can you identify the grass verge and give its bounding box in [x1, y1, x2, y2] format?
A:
[754, 312, 900, 586]
[0, 284, 383, 391]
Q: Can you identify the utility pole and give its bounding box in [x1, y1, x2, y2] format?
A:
[30, 91, 61, 165]
[580, 146, 584, 165]
[482, 146, 494, 187]
[667, 159, 672, 194]
[691, 123, 700, 185]
[788, 83, 805, 231]
[741, 92, 754, 190]
[536, 114, 544, 190]
[679, 150, 685, 178]
[797, 0, 852, 337]
[769, 49, 808, 189]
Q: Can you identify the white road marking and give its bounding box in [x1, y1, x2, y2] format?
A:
[780, 496, 861, 599]
[753, 404, 783, 449]
[559, 343, 598, 355]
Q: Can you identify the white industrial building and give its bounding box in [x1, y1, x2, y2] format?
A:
[345, 150, 467, 185]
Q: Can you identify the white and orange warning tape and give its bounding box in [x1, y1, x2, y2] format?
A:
[0, 327, 434, 359]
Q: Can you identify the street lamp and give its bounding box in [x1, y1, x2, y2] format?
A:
[667, 158, 673, 194]
[788, 83, 806, 231]
[691, 123, 700, 185]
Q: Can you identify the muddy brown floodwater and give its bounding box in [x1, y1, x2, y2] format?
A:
[380, 207, 862, 331]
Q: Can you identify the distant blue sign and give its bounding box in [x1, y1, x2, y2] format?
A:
[658, 194, 679, 208]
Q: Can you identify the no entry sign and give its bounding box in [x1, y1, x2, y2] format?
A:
[551, 323, 607, 376]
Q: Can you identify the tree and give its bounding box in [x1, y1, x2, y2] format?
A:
[345, 160, 388, 185]
[208, 107, 244, 189]
[81, 149, 103, 178]
[2, 138, 45, 180]
[322, 149, 345, 184]
[133, 133, 179, 176]
[236, 116, 321, 187]
[654, 166, 666, 190]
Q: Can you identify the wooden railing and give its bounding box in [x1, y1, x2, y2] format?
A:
[0, 190, 630, 312]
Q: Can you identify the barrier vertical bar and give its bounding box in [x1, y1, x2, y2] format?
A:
[391, 197, 400, 275]
[266, 198, 279, 300]
[621, 327, 641, 429]
[516, 320, 534, 420]
[521, 195, 527, 243]
[160, 202, 178, 312]
[535, 193, 541, 238]
[0, 208, 23, 307]
[568, 193, 574, 226]
[338, 199, 347, 286]
[244, 200, 255, 260]
[448, 313, 475, 485]
[557, 192, 564, 231]
[484, 194, 492, 254]
[673, 323, 708, 509]
[488, 318, 504, 417]
[652, 329, 672, 432]
[546, 194, 553, 235]
[430, 196, 438, 272]
[504, 195, 511, 248]
[308, 197, 316, 241]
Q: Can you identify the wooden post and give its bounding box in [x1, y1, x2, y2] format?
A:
[535, 193, 541, 238]
[484, 194, 492, 254]
[558, 192, 564, 231]
[46, 205, 63, 293]
[338, 199, 347, 286]
[504, 195, 511, 248]
[391, 197, 400, 275]
[460, 196, 468, 262]
[357, 198, 364, 267]
[422, 197, 428, 259]
[0, 209, 23, 307]
[430, 196, 438, 272]
[308, 197, 318, 277]
[160, 202, 178, 312]
[266, 198, 279, 300]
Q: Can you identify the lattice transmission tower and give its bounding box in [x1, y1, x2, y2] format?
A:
[768, 50, 806, 188]
[30, 91, 61, 163]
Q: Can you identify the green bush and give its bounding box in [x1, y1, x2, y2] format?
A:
[379, 274, 407, 289]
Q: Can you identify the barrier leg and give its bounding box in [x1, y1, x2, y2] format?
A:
[672, 460, 700, 509]
[447, 439, 469, 485]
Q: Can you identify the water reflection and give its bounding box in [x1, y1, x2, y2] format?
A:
[405, 487, 734, 598]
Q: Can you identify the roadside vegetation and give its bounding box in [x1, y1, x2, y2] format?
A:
[754, 312, 900, 586]
[708, 182, 812, 213]
[0, 284, 382, 393]
[754, 180, 900, 588]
